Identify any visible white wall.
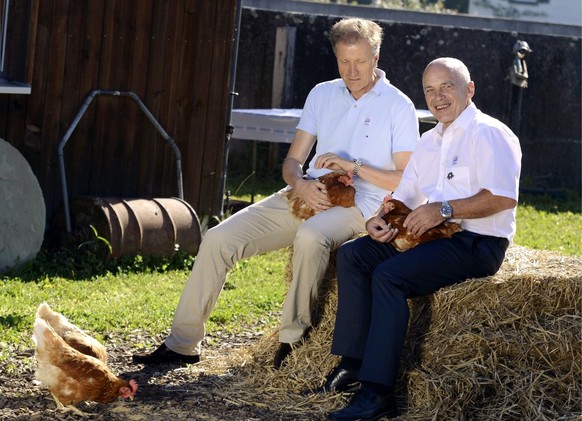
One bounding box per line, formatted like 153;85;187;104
469;0;582;26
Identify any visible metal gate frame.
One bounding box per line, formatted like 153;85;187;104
57;89;184;233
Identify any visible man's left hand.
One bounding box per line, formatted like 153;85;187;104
403;202;443;236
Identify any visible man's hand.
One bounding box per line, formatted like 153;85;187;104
366;215;399;243
403;202;443;236
314;152;351;172
294;178;332;212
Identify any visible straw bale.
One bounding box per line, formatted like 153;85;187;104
224;245;581;420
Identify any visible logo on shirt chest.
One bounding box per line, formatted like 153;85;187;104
362;116;373;139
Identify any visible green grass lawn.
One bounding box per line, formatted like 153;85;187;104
1;177;580;364
514;191;581;256
0;247;289;363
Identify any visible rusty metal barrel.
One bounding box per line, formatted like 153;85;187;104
63;197;201;258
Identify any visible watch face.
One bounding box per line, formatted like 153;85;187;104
440;202;452;218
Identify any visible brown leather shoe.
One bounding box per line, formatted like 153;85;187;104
132;343;200;365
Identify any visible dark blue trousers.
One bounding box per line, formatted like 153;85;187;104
331;230;509;387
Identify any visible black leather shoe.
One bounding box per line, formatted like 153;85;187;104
132;343;200;365
273;343;294;369
327;387;398;420
302;366;361;395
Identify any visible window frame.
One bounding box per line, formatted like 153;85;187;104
0;0;34;95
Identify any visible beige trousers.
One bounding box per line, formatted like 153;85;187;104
164;189;365;355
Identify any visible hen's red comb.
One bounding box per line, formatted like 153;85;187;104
129;379;138;393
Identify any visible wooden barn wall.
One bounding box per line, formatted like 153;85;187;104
0;0;237;225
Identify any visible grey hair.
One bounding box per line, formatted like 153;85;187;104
329;18;383;57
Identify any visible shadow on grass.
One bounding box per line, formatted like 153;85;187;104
3;244;195;283
519;189;581;213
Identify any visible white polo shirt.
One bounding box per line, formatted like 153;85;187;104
394;103;522;241
297;68;419;219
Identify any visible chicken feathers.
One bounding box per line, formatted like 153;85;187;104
285;171;356;220
35;302;108;363
382;198;462;252
32;306;137;415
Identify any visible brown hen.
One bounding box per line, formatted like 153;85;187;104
382;198;462;252
32;313;137;416
35;302;108;363
285;171;356;220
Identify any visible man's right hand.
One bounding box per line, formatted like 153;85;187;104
366;215;399;243
294;178;332;213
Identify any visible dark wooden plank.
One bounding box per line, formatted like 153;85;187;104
72;0;106;200
155;0;184;199
127;0;155;197
181;0;237;215
92;0;127;197
205;0;238;215
140;0;170;196
39;0;71;214
22;0;53;210
25;0;40;85
181;0;212;214
174;1;202;203
60;0;94;201
113;0;141;197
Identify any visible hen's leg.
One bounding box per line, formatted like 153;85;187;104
50;392;92;417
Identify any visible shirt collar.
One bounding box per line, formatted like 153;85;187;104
341;68;388;98
371;68;389;96
434;102;478;136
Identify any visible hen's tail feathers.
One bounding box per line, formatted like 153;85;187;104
35;302;108;363
36;302;77;334
32;318;60;352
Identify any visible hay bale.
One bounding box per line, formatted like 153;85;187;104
226;245;581;420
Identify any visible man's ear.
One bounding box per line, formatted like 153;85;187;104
467;81;476;100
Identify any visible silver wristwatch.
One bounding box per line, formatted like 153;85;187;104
352;159;363;177
440;201;453;220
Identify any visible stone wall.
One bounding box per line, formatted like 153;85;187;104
234;0;581;193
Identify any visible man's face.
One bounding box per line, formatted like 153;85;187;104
335;39;378;100
422;63;474;129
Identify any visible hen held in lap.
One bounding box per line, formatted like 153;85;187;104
382;198;462;252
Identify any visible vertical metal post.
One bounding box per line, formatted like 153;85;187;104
217;0;243;218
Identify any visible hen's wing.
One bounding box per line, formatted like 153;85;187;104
36;302;108;363
32;318;132;408
321;172;355;208
284;188;316;220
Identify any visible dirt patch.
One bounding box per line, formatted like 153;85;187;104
0;330;320;421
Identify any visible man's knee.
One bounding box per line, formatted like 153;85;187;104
294;224;328;250
201;223;231;249
337;236;365;267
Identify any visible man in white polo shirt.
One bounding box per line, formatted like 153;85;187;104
133;17;419;369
